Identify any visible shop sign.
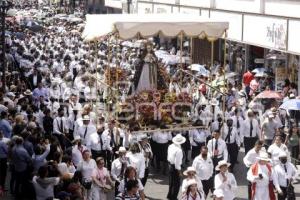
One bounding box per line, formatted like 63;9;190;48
275;66;287;91
243;15;287;51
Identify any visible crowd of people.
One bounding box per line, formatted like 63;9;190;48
0;2;299;200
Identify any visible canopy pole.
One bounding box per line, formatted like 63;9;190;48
223;34;227;118
180;32;184;87
210;40;214;99
190;37;193;64
95;40;99;127
115;33;119;122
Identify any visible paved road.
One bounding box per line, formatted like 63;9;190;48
3;150;300;200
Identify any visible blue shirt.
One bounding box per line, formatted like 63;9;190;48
0;139;8;159
12;145;32;172
0;119;12;138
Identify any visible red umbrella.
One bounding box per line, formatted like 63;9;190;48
254;90;283;99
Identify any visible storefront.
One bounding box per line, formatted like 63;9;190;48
136;1;300;93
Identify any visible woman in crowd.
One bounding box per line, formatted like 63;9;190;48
116;179;141;200
181;166;204;195
286;123;300;165
77;150;97;199
91;157;114;200
118;166;145;200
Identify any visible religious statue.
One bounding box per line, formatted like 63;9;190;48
130;41;167;94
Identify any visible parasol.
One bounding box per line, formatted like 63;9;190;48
188;64;208;76
252;68;266;74
154;50;169;59
254;90;283;99
279;99;300;111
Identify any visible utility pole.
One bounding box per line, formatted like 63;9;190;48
0;0;12;92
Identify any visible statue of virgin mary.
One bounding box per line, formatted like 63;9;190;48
130;42;167;94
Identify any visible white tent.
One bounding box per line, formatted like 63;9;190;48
82;14;229;41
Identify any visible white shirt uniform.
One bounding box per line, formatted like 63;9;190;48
192;155;214;180
53;116;69;135
101;128;122;151
231;115;244;134
77;159;97;180
77;124;97;146
273;162;298;191
243;148;266;168
126;152;145;179
210;121;224;134
167;144;183;170
88;132;103;151
189;129;208;146
240;118;261;142
207;138;228;161
72;144;87;167
152;131;172;144
247;164;272;200
267;143;290;166
214;172;237;200
222;125;241;146
111;157;129;182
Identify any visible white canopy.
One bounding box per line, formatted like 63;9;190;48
82;14;229;41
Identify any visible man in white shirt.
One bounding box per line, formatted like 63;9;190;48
189;120;208;159
76;115;96;147
207;130;228;171
243;140;265;199
167;134;185;200
222;118;240;171
192;146;214;197
273;151;298;200
262;114;281;148
241;110;261;154
53;107;69;150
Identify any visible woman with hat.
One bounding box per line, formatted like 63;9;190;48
167;134;186;200
181;179;205;200
214;160;237;200
247;152;275;200
181;166;204;195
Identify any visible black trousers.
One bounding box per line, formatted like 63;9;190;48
191;142;205;159
167;164;180;200
244;137;258;154
91;149;105;160
0;158;7;188
226;143;239;170
14;170;27;199
141;168;149;186
277;186;287;200
201;178;213;197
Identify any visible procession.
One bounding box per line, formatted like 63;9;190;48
0;1;300;200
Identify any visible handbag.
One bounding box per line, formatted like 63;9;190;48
82;179;92;190
287;184;296;200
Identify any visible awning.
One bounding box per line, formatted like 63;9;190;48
82;14;229;41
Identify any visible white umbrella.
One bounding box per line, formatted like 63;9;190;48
252;68;266;74
162;55;181;65
155;50;169;59
121;41;133;47
189;64;207;75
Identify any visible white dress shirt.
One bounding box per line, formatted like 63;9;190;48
214;172;237;200
77;124;97;146
273;162;298;190
53;116;69;135
222;125;241;146
88;132;103;151
189;129;208;146
111;157;129;182
243;148;266;168
167;143;183;170
240;118;261;141
101;128;122;151
267;143;290;166
72;144;87;167
192;155;214;180
152;131;172;144
126;152;146;179
207;138;228;161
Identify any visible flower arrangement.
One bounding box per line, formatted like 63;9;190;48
105;67;128;86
